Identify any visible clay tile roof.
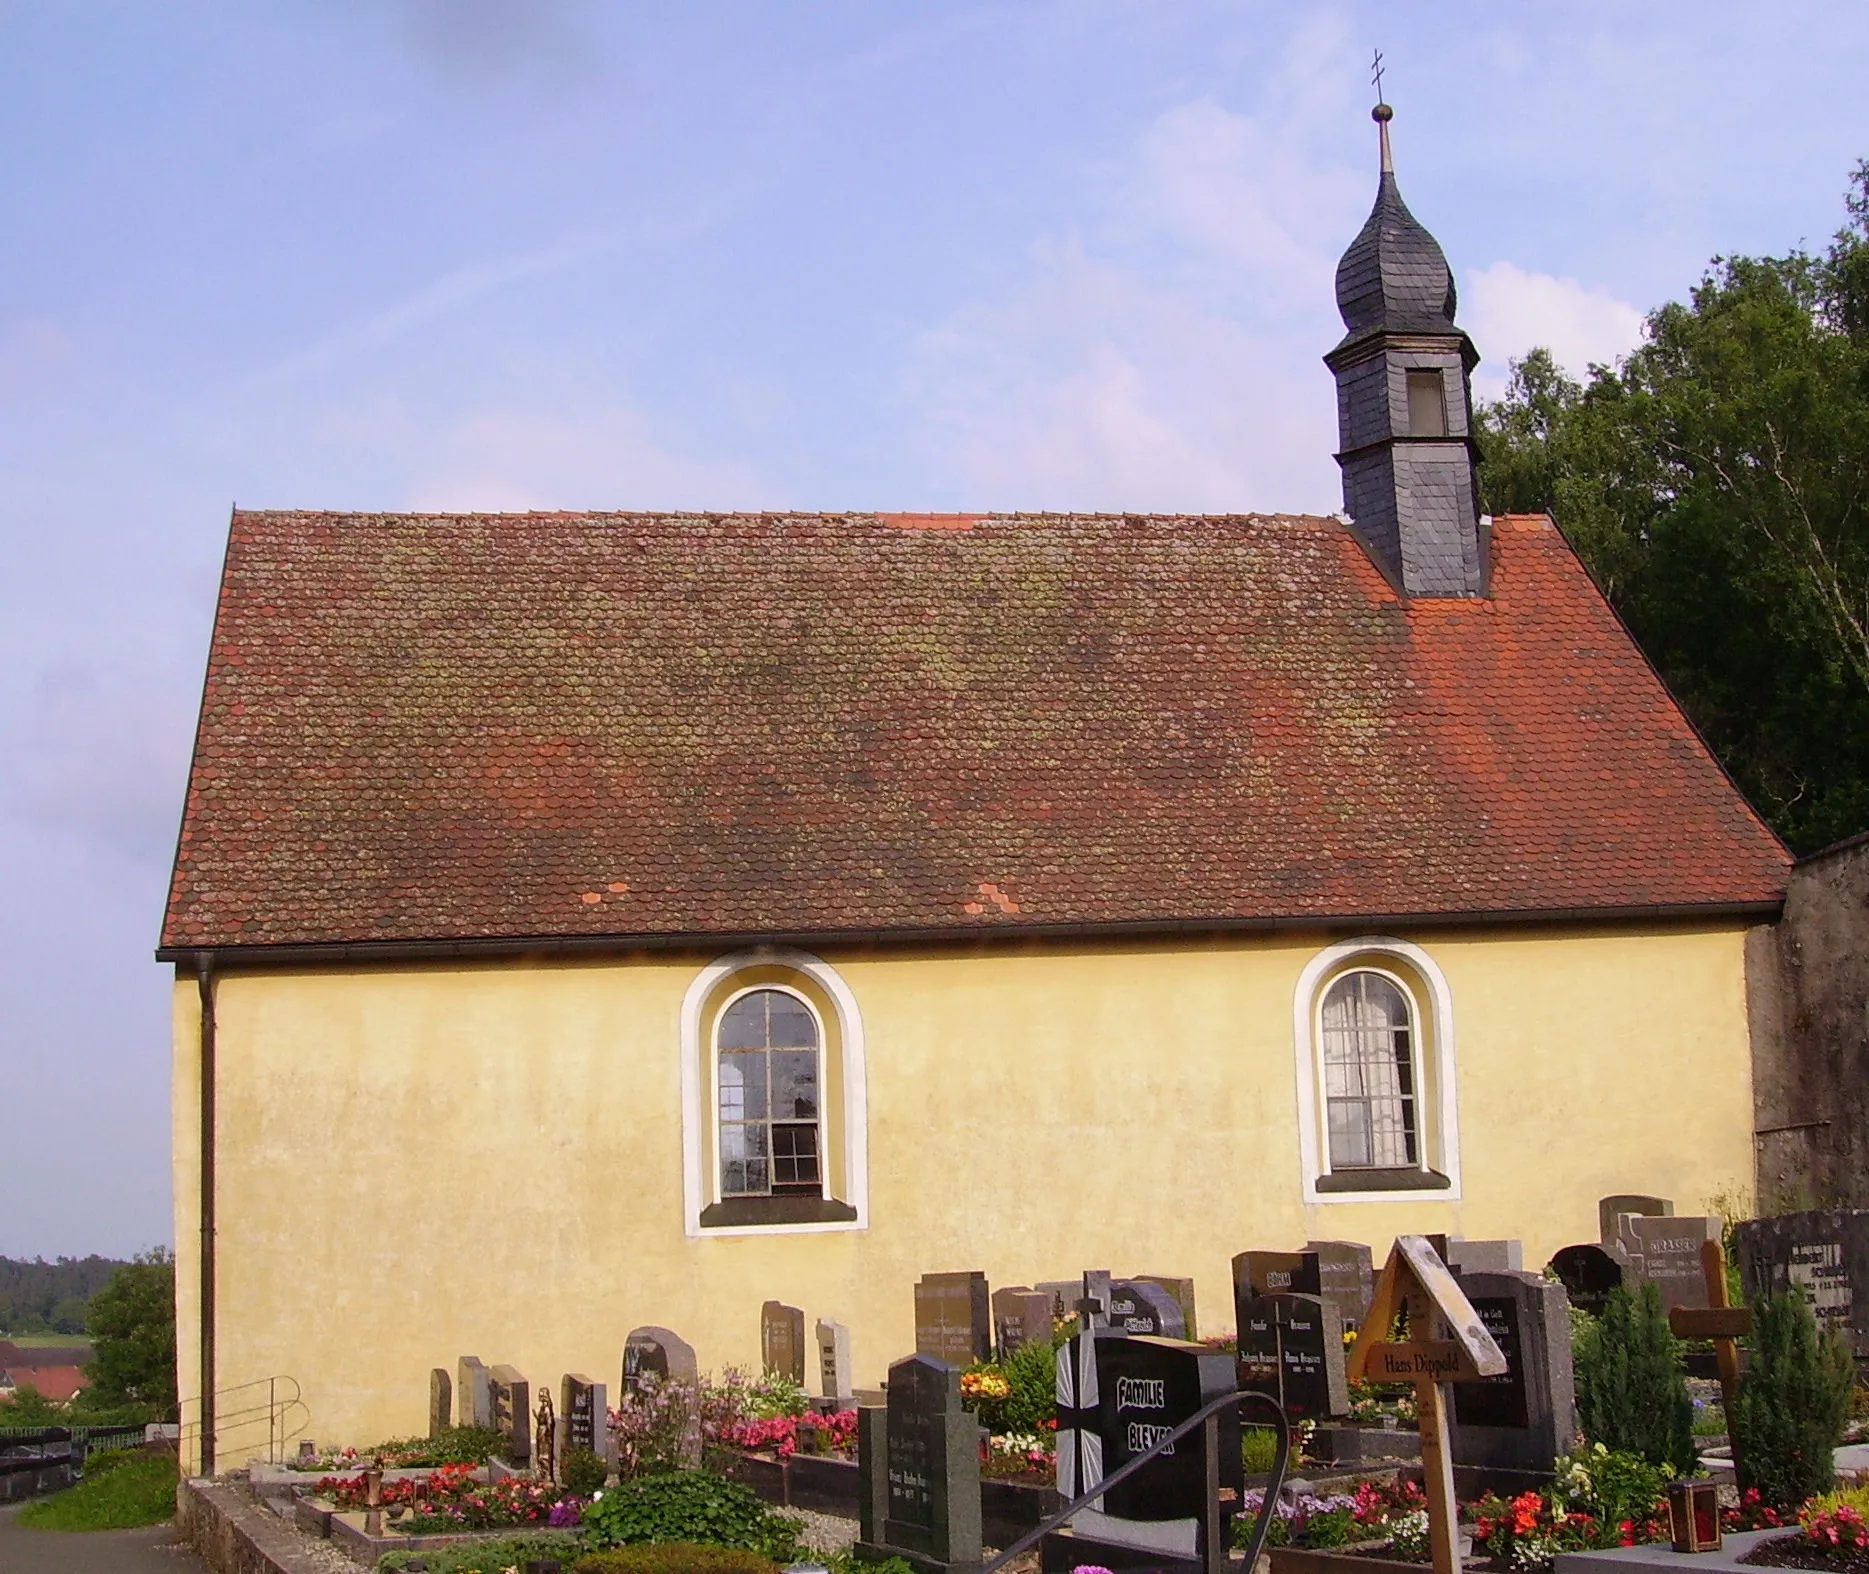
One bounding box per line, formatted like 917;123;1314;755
159;509;1789;952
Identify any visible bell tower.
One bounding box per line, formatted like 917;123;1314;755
1325;101;1486;597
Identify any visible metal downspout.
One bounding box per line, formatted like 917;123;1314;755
196;953;216;1476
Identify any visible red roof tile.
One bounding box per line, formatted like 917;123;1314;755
160;509;1789;951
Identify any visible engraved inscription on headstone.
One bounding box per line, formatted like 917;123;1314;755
1234;1250;1322;1300
992;1287;1054;1356
1304;1241;1375;1333
817;1318;853;1403
1736;1210;1869;1360
1235;1291;1348;1421
1449;1270;1575;1474
762;1301;807;1384
623;1325;698;1397
914;1272;991;1366
1107;1279;1187;1339
1135;1275;1199;1341
858;1353;982;1573
488;1364;531;1463
1549;1244;1622;1318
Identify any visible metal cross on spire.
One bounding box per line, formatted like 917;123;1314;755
1369;48;1394;173
1371;49;1385;105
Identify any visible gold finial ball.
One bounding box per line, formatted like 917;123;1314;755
1372;103;1393;123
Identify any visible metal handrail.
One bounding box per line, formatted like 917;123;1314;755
174;1375;309;1468
980;1389;1292;1574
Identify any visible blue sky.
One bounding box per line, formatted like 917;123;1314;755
3;0;1866;1258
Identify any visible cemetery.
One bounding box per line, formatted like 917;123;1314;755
157;1205;1869;1574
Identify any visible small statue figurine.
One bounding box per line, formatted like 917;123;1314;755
535;1387;557;1485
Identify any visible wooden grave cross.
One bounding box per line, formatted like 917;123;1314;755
1348;1236;1509;1574
1665;1237;1749;1482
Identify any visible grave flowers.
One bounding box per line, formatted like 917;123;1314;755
1799;1488;1869;1551
726;1408;859;1458
315;1461;570;1532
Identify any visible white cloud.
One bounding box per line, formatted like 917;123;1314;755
1464;261;1646;399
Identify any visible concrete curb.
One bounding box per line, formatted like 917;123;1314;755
177;1478;349;1573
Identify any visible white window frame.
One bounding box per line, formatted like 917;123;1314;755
711;982;827;1201
1292;937;1461;1204
681;947;869;1237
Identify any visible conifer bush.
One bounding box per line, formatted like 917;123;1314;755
1574;1282;1694;1472
1731;1291;1856;1509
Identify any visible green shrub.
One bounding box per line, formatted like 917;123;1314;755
1241;1426;1279;1476
1575;1283;1694;1472
564;1444;610;1495
360;1425;503;1467
1559;1442;1670;1533
998;1339;1059;1436
376;1531;585;1572
744;1372;807;1419
580;1470;800;1560
1731;1290;1856;1508
572;1544;780;1574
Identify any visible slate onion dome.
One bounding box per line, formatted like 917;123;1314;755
1332;102;1471;361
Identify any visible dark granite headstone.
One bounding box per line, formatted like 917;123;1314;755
1233;1250;1321;1300
762;1301;807;1384
1549;1244;1623;1317
1052;1331;1239;1561
429;1368;452;1438
623;1325;698;1395
1135;1276;1199;1341
858;1353;982;1574
1449;1269;1575;1473
457;1356;491;1429
915;1272;990;1365
559;1372;608;1474
489;1364;531;1462
1736;1210;1869;1360
1235;1292;1347;1422
1033;1281;1079;1320
1304;1242;1375;1333
993;1288;1055;1356
1108;1280;1187;1339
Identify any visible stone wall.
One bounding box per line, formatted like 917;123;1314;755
1748;832;1869;1211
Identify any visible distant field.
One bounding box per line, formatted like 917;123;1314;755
2;1334;93;1351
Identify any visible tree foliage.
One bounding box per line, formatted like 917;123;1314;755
83;1249;176;1414
1730;1290;1856;1508
1574;1282;1695;1473
1476;161;1869;853
0;1255;126;1334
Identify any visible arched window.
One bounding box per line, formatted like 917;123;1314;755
718;988;822;1198
1320;970;1418;1170
681;948;867;1234
1291;938;1459;1200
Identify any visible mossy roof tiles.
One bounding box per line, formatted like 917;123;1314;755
160;508;1790;950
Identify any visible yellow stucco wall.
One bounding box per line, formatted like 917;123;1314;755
171;923;1756;1462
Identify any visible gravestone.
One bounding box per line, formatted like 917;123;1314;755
1735;1210;1869;1360
1136;1275;1200;1341
1033;1280;1079;1320
1049;1331;1240;1569
1599;1194;1673;1245
914;1272;991;1365
1234;1249;1321;1300
623;1325;698;1396
1080;1269;1114;1330
1305;1241;1376;1332
856;1353;982;1574
992;1288;1054;1356
1447;1239;1524;1274
1108;1279;1188;1339
457;1356;492;1429
817;1318;854;1403
1448;1270;1575;1473
428;1368;452;1438
1614;1215;1724;1310
1235;1292;1348;1422
559;1373;608;1475
1548;1244;1623;1317
762;1301;807;1384
488;1364;531;1463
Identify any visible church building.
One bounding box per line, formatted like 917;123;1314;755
161;108;1789;1463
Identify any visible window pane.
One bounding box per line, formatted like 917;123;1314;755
767;994;817;1048
772;1050;818;1119
773;1123;821;1186
1321;970;1419;1171
721;1051;767;1120
719;994;767;1050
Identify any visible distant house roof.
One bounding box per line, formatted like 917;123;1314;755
0;1344;91;1371
160;508;1789;955
0;1364;86;1404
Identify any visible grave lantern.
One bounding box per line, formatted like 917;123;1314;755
1667;1479;1722;1554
